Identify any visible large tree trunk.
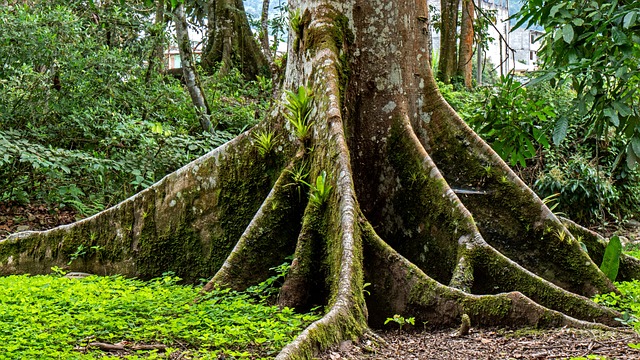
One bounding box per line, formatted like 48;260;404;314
202;0;269;79
1;0;637;358
438;0;460;84
457;0;474;89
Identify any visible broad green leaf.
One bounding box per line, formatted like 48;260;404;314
612;26;627;45
562;24;574;43
600;235;622;282
552;117;568;145
623;12;637;29
631;137;640;158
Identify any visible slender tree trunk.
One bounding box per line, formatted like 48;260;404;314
1;1;634;359
457;0;474;89
203;0;269;79
144;0;166;84
260;0;274;65
173;3;212;133
438;0;460;84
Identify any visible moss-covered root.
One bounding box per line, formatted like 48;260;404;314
472;244;621;326
0;132;285;281
362;222;615;330
275;164;368;359
415;91;615;297
277;203;324;309
560;217;640;281
203;158;306;292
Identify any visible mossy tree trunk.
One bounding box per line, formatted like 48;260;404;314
202;0;269;79
1;0;638;359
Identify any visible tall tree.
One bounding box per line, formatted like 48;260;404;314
2;0;637;359
202;0;269;78
457;0;475;88
173;3;212;133
438;0;460;83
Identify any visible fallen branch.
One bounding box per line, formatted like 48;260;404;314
86;342;167;352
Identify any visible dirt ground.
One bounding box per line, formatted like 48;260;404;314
318;327;640;360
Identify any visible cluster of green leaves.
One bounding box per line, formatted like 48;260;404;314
384;314;415;331
467;76;554;167
593;279;640;330
0;272;319;359
0;2;269;214
284;85;314;140
515;0;640;167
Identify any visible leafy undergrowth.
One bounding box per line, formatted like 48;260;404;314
0;272;320;359
593;280;640;332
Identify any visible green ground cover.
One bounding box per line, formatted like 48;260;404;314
0;272;320;359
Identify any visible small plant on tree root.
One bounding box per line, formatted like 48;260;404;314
308;170;332;206
253;129;277;156
284;85;314;140
285;162;310;202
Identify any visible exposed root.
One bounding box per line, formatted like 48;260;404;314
277;203;326;309
414;91;616;297
560;217;640;281
362;221;617;330
471;244;621;326
204;156;306;292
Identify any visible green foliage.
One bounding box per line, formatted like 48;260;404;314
384;314;415;330
245;259;292;301
467;76;553;167
445;73;640;225
593;280;640;329
535;155;620;223
600;236;623;282
285;162;310;202
284;85;315;140
0;2;268;213
309;170;332;206
253;129;277;156
515;0;640;167
0;272;320;359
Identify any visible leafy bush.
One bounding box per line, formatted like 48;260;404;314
467;76;553;167
0;2;269;215
535;155;619;223
593;280;640;330
446;74;640;225
0;272;320;359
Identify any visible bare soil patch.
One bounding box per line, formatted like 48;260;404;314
0;202;77;240
319;327;640;360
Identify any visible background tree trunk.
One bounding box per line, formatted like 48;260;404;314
438;0;460;84
144;0;166;84
173;3;212;133
0;1;633;359
202;0;269;79
457;0;474;89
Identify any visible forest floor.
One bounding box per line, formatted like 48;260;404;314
3;202;640;359
319;327;640;360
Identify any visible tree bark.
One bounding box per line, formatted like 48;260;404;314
0;0;631;359
438;0;460;84
260;0;274;66
457;0;474;89
144;0;166;84
202;0;269;79
173;3;213;133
